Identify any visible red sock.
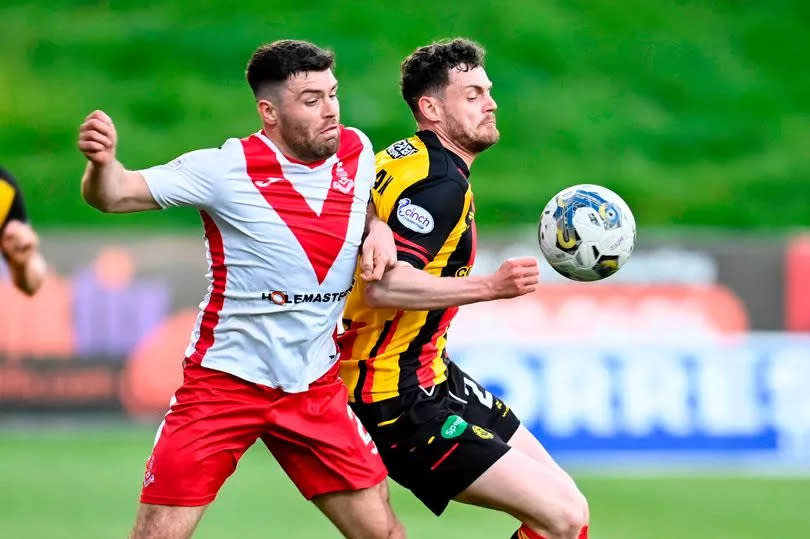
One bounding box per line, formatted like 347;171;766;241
510;523;589;539
510;524;548;539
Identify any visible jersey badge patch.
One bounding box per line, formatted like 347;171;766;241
332;161;354;194
471;425;495;440
440;415;468;439
385;140;419;159
396;198;434;233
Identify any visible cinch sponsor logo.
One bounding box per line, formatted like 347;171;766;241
396;198;434;233
440;414;468;439
261;283;354;305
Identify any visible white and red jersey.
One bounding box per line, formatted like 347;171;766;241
140;127;373;392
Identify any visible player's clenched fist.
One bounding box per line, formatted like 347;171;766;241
78;110;117;164
489;256;539;299
1;220;38;267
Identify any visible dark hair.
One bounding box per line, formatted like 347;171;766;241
400;38;486;115
246;40;335;98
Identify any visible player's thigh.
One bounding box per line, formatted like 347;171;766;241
455;448;588;536
508;424;589;521
140;362;268;506
131;503;208;539
508;424;569;476
312;478;404;539
261;363;387;500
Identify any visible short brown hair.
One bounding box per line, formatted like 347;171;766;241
400;38;486;115
246;40;335;98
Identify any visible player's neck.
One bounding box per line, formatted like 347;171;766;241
422;125;477;168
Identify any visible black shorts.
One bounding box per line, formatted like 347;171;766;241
350;361;521;515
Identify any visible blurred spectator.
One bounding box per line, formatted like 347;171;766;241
72;247;171;360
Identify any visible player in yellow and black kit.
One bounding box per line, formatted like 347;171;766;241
0;166;46;295
339;40;590;539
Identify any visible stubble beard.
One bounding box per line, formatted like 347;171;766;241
446;114;500;155
279;114;340;162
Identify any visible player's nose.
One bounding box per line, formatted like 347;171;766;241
484;95;498;113
323;97;339;118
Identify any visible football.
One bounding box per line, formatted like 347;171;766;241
538;184;636;281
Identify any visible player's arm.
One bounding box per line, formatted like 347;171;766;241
0;168;46;295
365;258;538;310
1;220;46;296
78;110;159;213
364;178;539;309
359;202;397;282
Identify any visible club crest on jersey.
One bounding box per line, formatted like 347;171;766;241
143;455;156;488
471;425;494;440
332;161;354;194
396;198;434;233
385;140;419;159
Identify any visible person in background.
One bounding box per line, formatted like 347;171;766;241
0;165;46;296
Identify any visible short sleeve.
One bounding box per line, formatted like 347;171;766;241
0;166;28;228
387;179;466;269
139;147;224;209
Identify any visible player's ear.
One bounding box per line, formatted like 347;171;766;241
257;99;279;126
417;95;442;123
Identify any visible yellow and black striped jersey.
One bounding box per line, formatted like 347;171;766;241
0;166;28;229
339;130;476;403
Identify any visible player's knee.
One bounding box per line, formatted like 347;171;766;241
386;516;406;539
359;512;404;539
525;486;588;539
549;491;589;538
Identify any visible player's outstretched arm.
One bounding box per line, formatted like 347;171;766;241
1;220;46;295
359;202;397;282
78;110;159;213
365;256;539;310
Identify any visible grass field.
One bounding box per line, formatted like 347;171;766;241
1;425;808;538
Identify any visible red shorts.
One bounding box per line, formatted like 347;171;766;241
139;360;386;506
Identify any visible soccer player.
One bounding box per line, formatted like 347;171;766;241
0;166;46;295
339;39;589;539
77;40;404;539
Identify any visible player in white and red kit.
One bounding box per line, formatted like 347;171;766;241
77;40;404;539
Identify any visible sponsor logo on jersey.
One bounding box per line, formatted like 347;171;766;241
396;198;434;233
261;282;354;305
255;177;285;188
440;415;468;439
385;140;419;159
471;425;495;440
261;290;289;305
455;265;471;277
332;161;354;194
166;156;187;169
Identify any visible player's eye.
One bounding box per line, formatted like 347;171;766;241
305;99;318;106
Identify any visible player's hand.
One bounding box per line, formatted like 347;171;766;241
360;218;397;282
1;220;39;267
78;110;117;165
489;256;539;299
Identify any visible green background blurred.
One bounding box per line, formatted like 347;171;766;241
2;0;809;230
